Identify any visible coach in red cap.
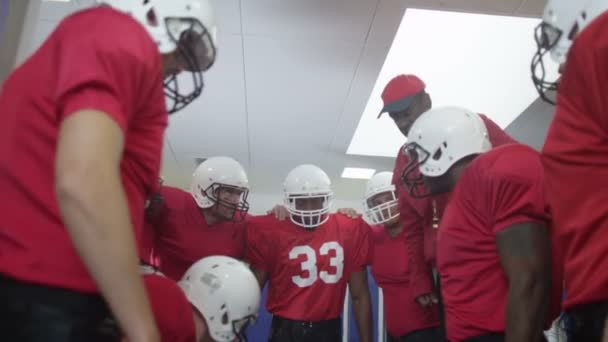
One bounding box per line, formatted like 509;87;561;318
379;74;517;335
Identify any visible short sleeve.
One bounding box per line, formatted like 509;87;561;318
143;275;197;342
54;10;158;133
245;219;271;272
488;153;550;234
479;114;517;147
351;219;373;272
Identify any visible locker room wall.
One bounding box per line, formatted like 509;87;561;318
245;268;384;342
0;0;8;45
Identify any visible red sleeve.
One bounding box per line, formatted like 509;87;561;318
143;275;197;342
393;146;434;298
54;11;159;132
487;153;549;235
479;114;518;147
352;219;373;272
245;218;272;272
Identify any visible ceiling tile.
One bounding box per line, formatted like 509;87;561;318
241;0;378;44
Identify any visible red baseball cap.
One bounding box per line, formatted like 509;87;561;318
378;74;426;118
144;274;197;342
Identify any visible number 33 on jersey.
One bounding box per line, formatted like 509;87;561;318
246;214;372;321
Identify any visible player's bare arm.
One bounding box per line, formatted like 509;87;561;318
496;222;550;342
348;270;373;342
56;110;159;342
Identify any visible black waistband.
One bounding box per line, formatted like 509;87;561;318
463;333;504;342
0;273;106;311
272;315;341;329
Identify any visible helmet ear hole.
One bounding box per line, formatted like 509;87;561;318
146;8;159;27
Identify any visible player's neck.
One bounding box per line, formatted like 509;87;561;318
384;223;403;238
201;208;220;226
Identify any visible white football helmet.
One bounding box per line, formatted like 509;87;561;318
178;256;260;342
363;172;399;226
191;157;250;221
283;164;333;229
531;0;608;104
402;107;490;196
98;0;218;113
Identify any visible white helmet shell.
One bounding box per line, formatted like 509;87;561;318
178;256;261;342
283;164;333;229
363;172;399;226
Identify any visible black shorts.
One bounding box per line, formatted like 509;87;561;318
566;301;608;342
0;274;119;342
268;315;341;342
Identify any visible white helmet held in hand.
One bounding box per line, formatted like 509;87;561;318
283;164;333;229
363;172;399;226
178;256;261;342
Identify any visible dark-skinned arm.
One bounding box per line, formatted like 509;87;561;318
496;222;550;342
348;270;373;342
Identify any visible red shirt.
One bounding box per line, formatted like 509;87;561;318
437;144;559;342
144;275;196;342
0;6;166;292
392;114;516;298
145;186;248;281
542;12;608;309
370;226;439;337
246;214;372;321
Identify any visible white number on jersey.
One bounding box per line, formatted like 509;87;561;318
288;242;344;287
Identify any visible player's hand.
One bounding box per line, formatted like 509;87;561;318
337;208;360;218
267;204;290;221
416;293;438;308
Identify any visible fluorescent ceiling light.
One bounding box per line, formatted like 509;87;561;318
43;0;71;2
347;9;559;157
341;167;376;180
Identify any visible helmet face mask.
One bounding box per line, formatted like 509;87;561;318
401;107;491;198
283;165;333;229
531;21;563;105
98;0;218;114
163;16;217;113
531;0;608;105
203;183;250;222
363;172;399;226
191;157;250;222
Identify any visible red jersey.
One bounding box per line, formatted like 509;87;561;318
0;6;166;292
437;144;560;342
392;114;516;298
370;226;439;337
246;214;372;321
542;12;608;309
144;275;196;342
144;186;248;281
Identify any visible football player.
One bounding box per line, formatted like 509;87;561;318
363;172;441;342
114;256;260;342
141;156;251;280
246;164;373;342
378;75;516;322
403;107;561;342
0;1;217;341
531;1;608;341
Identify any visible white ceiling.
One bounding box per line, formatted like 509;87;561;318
21;0;546;208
